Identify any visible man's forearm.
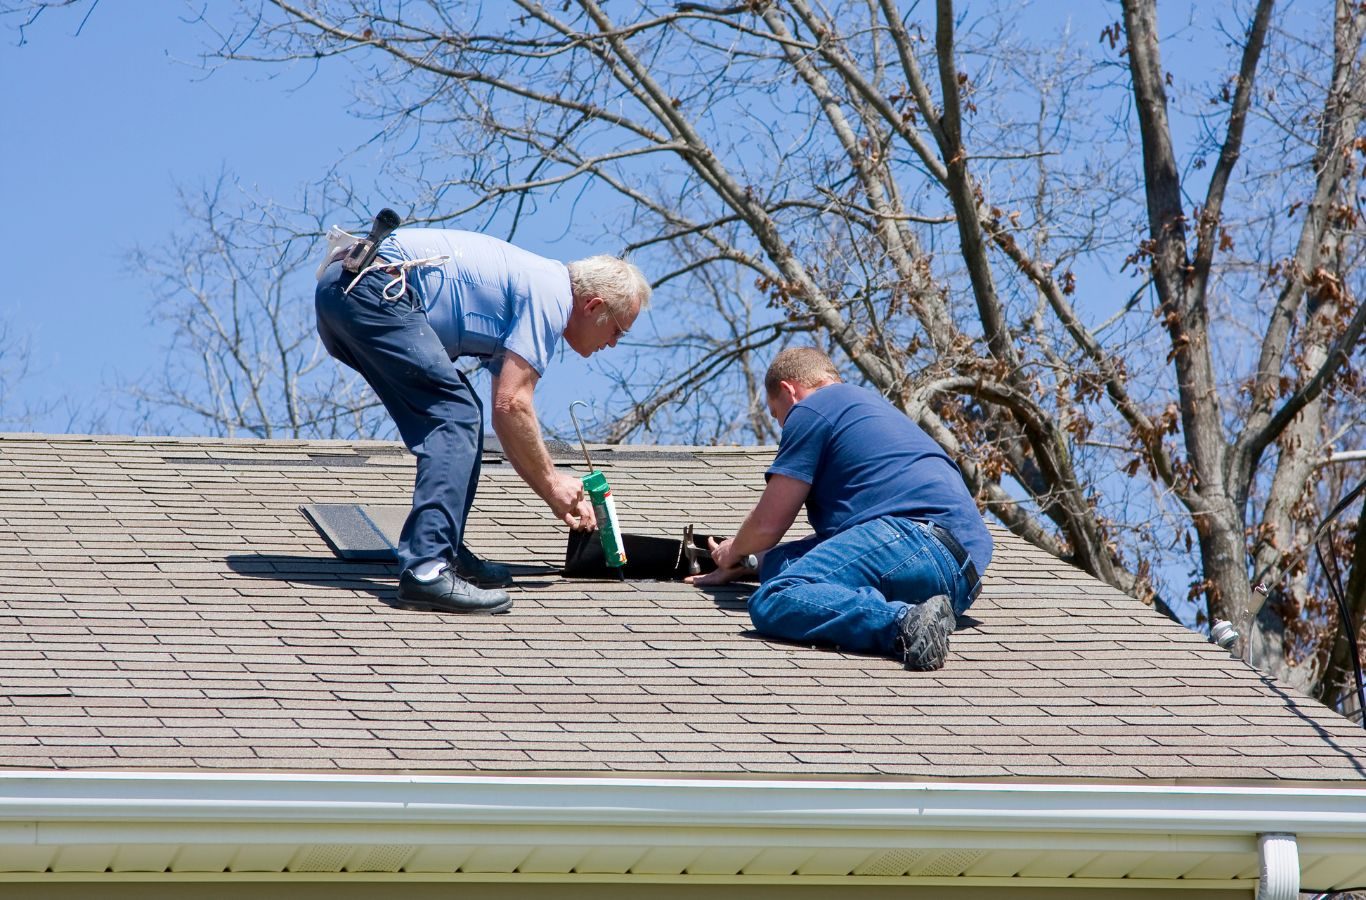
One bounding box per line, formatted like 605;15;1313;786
708;516;784;574
729;513;788;559
713;474;810;570
491;401;559;502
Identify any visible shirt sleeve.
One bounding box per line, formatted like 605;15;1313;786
500;267;570;376
766;406;830;485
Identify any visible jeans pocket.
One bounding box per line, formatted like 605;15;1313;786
882;524;953;604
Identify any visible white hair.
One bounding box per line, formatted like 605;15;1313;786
567;255;652;320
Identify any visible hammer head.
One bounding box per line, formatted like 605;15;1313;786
682;524;702;576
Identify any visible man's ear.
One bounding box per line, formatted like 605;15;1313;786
582;295;605;314
779;380;800;403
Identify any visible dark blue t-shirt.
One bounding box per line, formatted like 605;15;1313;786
768;383;993;572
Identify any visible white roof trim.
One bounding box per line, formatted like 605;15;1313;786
4;771;1366;833
3;772;1365;886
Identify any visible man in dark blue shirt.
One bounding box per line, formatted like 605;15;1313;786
689;348;992;670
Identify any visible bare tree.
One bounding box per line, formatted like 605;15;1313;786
0;314;40;430
595;234;813;445
130;174;394;440
0;0;95;44
1122;0;1365;672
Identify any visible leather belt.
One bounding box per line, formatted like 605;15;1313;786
925;521;982;602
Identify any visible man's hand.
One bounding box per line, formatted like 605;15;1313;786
684;536;755;587
708;535;737;570
549;472;596;530
685;567;738;587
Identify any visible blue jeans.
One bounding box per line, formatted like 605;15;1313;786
315;262;483;573
748;517;977;657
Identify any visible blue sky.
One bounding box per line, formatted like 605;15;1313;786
0;1;611;434
1;2;364;430
0;1;1220;445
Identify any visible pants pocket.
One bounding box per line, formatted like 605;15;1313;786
881;536;952;604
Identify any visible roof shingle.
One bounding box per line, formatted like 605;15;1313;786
2;432;1364;783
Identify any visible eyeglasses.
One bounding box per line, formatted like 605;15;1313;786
606;307;630;340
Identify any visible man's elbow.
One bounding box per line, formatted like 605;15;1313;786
750;513;797;547
491;393;534;426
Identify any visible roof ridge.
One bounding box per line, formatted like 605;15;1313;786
0;432;777;454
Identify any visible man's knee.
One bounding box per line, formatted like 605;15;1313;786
747;582;784;635
747;577;809;636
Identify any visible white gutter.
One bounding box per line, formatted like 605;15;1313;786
1;771;1364;835
7;773;1366;889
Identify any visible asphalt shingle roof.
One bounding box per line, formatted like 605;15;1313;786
2;433;1365;782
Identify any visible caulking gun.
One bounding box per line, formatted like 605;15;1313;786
569;401;627;578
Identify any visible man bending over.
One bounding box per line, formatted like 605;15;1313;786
317;227;650;616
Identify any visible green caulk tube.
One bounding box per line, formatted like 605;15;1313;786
569;401;627;577
582;470;627;570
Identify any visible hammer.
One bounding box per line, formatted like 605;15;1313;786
342;208;403;292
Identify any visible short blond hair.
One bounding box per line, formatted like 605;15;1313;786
567;255;652;321
765;347;841;395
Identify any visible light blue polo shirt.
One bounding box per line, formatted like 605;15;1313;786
377;229;573;375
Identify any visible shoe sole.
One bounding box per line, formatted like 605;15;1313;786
458;574;515;589
394;596;514;615
902;595;954;671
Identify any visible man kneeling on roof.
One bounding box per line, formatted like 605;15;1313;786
317;227;650;616
687;347;992;671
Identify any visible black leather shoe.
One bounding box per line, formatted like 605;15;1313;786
898;594;955;671
397;567;512;615
455;543;513;588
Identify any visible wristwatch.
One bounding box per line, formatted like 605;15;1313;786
743;553;758;571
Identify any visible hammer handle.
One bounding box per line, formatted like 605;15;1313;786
341;208;403;275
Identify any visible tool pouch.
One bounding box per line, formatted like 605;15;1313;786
316;225;362;280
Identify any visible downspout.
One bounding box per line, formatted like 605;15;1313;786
1258;833;1299;900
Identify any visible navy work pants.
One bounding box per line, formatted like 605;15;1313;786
315;262;482;573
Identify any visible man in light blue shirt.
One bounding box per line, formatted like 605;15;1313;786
316;228;650;616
